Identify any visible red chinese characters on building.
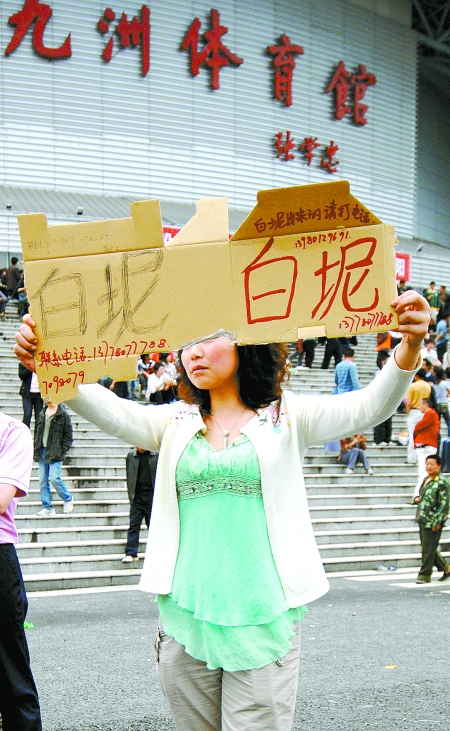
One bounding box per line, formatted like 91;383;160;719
320;140;339;173
4;0;71;59
300;136;320;166
181;8;243;90
97;5;150;77
267;34;304;107
311;237;379;320
275;132;339;173
326;61;376;125
275;131;295;161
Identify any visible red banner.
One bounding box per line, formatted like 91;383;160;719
395;252;410;282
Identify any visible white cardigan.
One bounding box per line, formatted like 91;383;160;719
70;353;417;606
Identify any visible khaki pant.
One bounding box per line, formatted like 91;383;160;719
155;622;301;731
418;524;449;580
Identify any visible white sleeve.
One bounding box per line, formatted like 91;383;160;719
69;383;172;450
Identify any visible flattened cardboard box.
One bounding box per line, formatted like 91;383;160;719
19;180;398;402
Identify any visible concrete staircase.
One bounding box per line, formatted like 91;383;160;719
1;304;448;591
290;340;449;572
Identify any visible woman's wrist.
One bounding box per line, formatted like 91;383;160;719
393;339;422;372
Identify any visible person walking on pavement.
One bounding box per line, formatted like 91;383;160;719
34;400;74;517
0;410;42;730
414;454;450;584
122;447;159;563
413;398;440;499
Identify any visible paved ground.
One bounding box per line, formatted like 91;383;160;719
25;570;450;731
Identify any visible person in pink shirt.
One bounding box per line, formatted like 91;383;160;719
0;411;42;730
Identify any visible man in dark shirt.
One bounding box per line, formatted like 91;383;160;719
6;257;21;299
122;447;158;563
414;454;450;584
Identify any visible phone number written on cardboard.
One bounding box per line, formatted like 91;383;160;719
294;230;350;249
38;338;169;370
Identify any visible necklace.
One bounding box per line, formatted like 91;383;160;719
211;406;247;449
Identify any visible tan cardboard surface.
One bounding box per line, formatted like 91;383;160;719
19;181;398;402
232;180;381;240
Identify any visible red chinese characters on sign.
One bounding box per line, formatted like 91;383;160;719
97;5;150;77
243;237;298;324
326;61;377;125
181;8;243;90
4;0;71;59
311;237;379;320
267;34;304;107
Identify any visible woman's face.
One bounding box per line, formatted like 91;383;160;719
181;336;239;391
155;365;165;377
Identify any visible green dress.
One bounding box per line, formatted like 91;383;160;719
157;432;307;671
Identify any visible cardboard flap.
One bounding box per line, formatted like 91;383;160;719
19;199;163;261
168;197;229;246
297;325;326;339
231;180;381;241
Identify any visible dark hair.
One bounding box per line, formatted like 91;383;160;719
423;359;432;368
376;349;390;369
344;348;355;358
177;343;289;416
11;257;18;265
426;453;441;465
416;368;426;379
422;397;433;408
154;361;165;372
434;366;444;382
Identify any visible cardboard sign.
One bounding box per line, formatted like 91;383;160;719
19;180;398;402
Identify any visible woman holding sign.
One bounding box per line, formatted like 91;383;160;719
15;290;429;731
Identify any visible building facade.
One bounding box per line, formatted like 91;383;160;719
0;0;448;289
